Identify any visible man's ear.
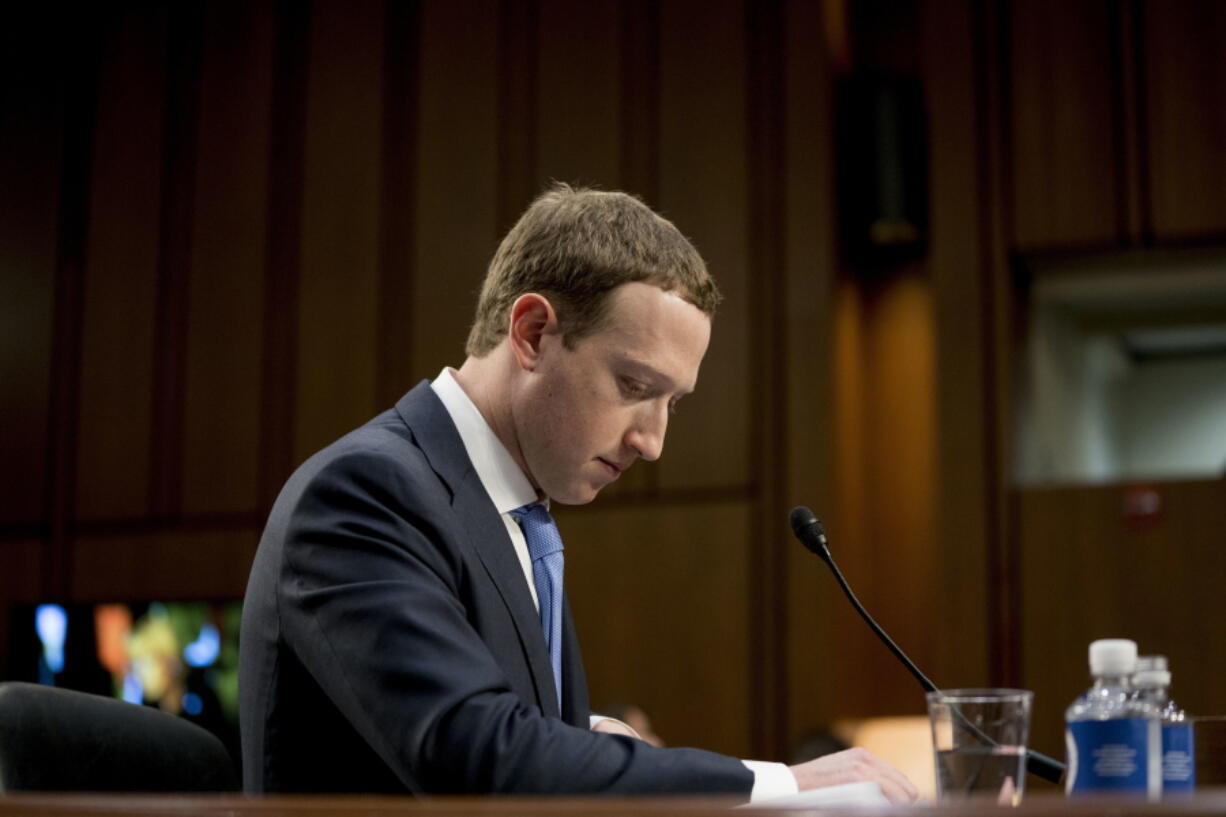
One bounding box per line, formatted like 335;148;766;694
507;293;560;371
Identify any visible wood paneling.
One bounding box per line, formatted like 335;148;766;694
558;501;752;757
410;0;500;378
781;0;840;754
1020;479;1226;761
1143;0;1226;239
0;541;46;604
618;0;660;202
0;10;63;527
536;0;621;190
496;0;539;233
375;0;421;408
69;524;261;601
75;8;167;521
655;0;750;492
830;273;939;719
147;3;204;518
745;0;788;760
924;0;991;690
1010;0;1118;251
293;0;385;461
181;1;274;517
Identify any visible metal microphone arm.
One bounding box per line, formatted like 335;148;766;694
789;507;1066;785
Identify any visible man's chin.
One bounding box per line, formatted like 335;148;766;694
546;481;604;506
550;491;600;507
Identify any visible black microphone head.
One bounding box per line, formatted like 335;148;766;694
789;506;830;560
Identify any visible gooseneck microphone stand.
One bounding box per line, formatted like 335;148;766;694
789;506;1066;785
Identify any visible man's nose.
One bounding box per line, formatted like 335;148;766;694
626;404;667;462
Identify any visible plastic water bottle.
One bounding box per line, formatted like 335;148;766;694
1134;655;1195;794
1065;639;1160;799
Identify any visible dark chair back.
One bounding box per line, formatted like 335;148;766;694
0;681;238;792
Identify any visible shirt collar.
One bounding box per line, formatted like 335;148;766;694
430;368;541;514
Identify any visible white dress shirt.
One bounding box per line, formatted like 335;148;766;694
429;368;797;801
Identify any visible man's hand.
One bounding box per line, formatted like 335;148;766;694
789;747;920;805
591;717;642;740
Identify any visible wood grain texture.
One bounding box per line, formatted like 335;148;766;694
182;2;274;517
75;7;167;521
375;0;421;409
69;524;260;601
0;9;63;527
536;0;621;190
1143;0;1226;239
1009;0;1118;251
293;0;385;462
923;0;991;690
410;0;500;379
781;0;842;755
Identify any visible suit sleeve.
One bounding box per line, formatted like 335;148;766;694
276;448;753;796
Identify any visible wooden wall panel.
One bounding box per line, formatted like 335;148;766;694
1009;0;1118;250
923;0;991;690
375;0;421;408
535;0;621;190
655;0;751;492
781;0;841;752
0;17;62;527
75;8;167;521
1020;480;1226;761
70;525;261;601
558;501;752;758
1144;0;1226;239
293;0;385;460
410;1;500;380
830;274;939;719
182;1;274;516
0;541;46;604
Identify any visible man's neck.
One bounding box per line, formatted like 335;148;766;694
452;351;529;479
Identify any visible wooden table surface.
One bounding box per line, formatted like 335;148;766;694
4;792;1226;817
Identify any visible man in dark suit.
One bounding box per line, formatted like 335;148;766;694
240;185;917;802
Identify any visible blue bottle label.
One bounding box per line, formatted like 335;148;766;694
1066;718;1153;795
1162;722;1195;792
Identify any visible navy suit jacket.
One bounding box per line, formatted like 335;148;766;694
239;381;754;795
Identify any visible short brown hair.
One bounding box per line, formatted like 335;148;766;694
465;183;721;357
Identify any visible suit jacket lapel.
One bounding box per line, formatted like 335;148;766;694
395;383;560;718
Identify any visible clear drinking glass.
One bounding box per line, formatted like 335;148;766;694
927;688;1033;806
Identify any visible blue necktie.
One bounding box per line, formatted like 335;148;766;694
511;503;565;711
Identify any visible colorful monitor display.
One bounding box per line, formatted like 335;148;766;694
6;601;242;766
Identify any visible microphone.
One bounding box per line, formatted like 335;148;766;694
789;506;1066;785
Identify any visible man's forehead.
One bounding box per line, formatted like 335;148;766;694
593;285;711;389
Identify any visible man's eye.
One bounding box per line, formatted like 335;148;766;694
619;378;649;399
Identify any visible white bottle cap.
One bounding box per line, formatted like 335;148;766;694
1089;638;1138;675
1133;669;1171;688
1136;655;1168;673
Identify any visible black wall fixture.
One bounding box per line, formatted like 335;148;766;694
835;71;929;266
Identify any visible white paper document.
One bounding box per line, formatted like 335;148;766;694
740;780;891;809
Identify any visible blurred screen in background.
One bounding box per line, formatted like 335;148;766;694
5;600;242;763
